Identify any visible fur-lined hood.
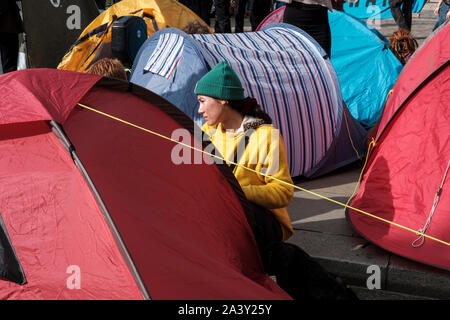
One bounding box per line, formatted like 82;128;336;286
236;116;267;133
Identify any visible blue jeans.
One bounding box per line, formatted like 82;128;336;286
275;1;286;9
433;1;450;31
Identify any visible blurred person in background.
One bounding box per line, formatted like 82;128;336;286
389;0;413;31
0;0;24;73
235;0;272;32
214;0;232;32
280;0;336;57
179;0;213;26
433;0;450;30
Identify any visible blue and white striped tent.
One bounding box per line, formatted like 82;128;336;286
131;23;367;178
131;28;208;127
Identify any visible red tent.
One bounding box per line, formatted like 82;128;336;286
0;69;291;299
347;24;450;270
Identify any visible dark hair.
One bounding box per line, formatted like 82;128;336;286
84;58;127;80
228;97;273;125
181;20;212;34
389;29;418;65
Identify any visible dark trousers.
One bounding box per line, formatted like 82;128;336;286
283;2;331;57
235;0;271;32
235;0;251;32
250;0;271;31
179;0;213;25
246;202;358;300
214;0;232;33
193;0;213;26
389;0;412;31
246;202;283;271
0;32;19;73
95;0;106;10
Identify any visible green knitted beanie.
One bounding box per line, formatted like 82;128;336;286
195;61;245;101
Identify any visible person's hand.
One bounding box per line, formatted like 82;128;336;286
434;5;440;16
446;9;450;20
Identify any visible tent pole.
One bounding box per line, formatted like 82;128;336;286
49;120;151;300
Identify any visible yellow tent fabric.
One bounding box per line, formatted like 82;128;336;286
58;0;211;72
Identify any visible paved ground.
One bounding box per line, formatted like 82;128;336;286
223;0;450;300
289;164;450;300
288;5;450;300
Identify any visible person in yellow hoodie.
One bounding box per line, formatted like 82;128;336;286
196;61;294;245
195;61;359;300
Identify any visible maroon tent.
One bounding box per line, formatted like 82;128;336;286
347;24;450;270
0;69;290;299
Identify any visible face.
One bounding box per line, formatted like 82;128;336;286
197;95;226;126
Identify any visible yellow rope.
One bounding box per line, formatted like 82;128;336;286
343;109;362;160
76;103;450;247
345;138;376;209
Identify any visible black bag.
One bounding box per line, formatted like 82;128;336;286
111;16;147;68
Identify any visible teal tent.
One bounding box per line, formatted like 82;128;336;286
329;10;403;126
257;8;403;126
